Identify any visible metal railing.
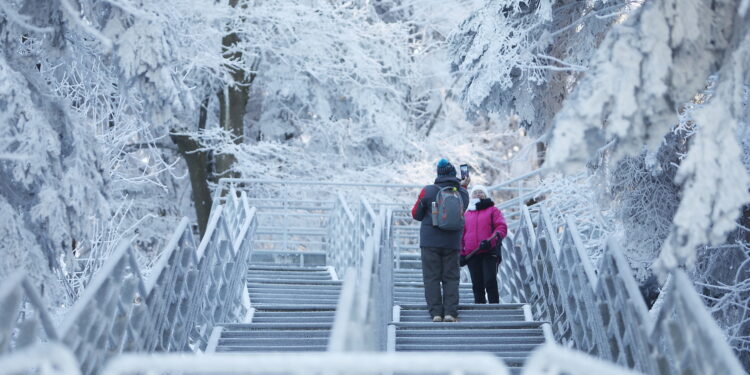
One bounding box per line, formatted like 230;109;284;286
0;189;258;375
101;352;510;375
95;345;650;375
3;174;745;374
216;179;421;268
328;197;392;351
499;203;746;374
488;168;547;228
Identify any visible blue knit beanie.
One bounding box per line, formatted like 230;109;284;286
436;158;456;177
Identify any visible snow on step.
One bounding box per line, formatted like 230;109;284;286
215;264;341;353
390;267;547;369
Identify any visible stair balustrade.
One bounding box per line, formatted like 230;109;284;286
0;189;257;375
2;175;746;374
499;203;745;374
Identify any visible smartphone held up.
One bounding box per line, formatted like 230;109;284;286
459;164;469;180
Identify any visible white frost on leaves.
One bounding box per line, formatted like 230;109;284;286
658;39;750;270
0;55;109;305
547;0;732;170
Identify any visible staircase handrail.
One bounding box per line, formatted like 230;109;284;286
101;352;509;375
0;191;259;375
326;192;357;276
328;197;391;351
500;203;745;374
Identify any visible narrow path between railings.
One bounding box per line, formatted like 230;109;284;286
388;210;550;373
212;263;341;352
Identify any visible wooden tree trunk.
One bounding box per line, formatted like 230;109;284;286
172;97;212;238
171;133;213;237
215;0;251;179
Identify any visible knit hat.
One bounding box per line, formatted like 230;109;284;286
436;158;456;177
470;185;489;197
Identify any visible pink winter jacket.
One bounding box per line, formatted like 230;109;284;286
461;204;508;256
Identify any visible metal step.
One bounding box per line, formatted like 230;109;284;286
250;296;338;307
219;337;329;346
251;310;335;317
248;304;338;311
250;292;340;300
216;263;340;353
250;316;334;324
396;343;537;353
398;314;526;323
396;336;545;345
221;330;331;339
248;272;333;279
396;328;544;338
398;303;526;310
391;321;543;329
248;286;341;293
248;265;330;272
216;345;327;352
246;279;341;286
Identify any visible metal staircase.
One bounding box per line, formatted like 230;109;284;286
213;264;341;352
390;260;548;368
1;176;746;375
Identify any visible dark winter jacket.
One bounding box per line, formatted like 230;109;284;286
411;176;470;250
461;199;507;256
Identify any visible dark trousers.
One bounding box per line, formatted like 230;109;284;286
420;247;460;317
466;252;499;304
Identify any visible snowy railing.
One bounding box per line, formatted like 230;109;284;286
489;168;547;226
328;198;392;351
217;179;420;267
0;190;258;375
247;198;333;266
0;343;82;375
500;203;745;374
327;193;358;276
94;345;648;375
100;352;510;375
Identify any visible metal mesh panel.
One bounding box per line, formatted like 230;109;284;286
499;203;745;374
0;193;258;375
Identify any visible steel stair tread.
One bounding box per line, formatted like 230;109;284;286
396;336;545;344
397;303;526;310
390;321;544;329
396;328;544;339
250;305;337;311
248;265;331;272
216;346;328;352
247;279;342;286
221;331;331;338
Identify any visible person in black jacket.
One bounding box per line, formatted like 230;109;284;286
411;159;470;322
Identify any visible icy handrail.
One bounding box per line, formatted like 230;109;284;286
499;203;745;374
0;343;81;375
0;191;258;375
328;198;391;351
100;352;509;375
522;344;642;375
326;193;358;276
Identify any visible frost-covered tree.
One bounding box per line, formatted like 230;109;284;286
201;0;524;186
449;0;637;135
546;0;750;270
451;0;750;366
0;0;253;302
0;0;112;305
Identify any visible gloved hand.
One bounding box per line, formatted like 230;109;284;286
459;255;467;267
479;239;491;251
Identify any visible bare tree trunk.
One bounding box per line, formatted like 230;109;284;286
172;97;212;237
215;0;252;179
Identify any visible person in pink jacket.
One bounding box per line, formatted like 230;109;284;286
461;185;507;304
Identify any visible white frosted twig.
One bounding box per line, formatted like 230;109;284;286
0;1;55;33
59;0;113;53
